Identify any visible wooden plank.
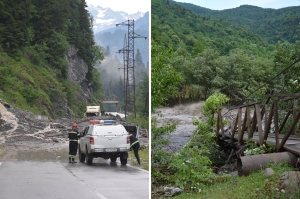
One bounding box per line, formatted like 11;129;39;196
255;103;263;145
264;93;300;98
241;107;248;139
229;102;258;110
216;110;220;144
278;110;300;151
292;99;298;135
232;112;239;140
279;109;291;133
219;112;225;139
237;108;243;143
249;105;258;139
273;100;279;151
261;90;273;118
246;106;251;139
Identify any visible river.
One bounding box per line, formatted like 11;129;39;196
154;102;206;152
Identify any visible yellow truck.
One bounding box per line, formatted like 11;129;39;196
85;106;101;117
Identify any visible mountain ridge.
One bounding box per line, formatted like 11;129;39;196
172;1;300;43
87;4;146;33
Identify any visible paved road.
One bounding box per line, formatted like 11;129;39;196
0;157;149;199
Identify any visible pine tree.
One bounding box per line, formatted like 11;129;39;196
135;49;145;68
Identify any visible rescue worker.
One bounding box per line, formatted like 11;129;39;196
68;123;80;163
129;132;140;165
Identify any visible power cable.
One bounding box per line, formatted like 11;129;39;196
247;57;300;98
223;57;300;116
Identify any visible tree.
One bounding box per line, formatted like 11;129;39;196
135;49;145;68
136;74;149;117
192;48;219;99
151;43;184;110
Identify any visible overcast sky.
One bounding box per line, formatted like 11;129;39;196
173;0;299;10
85;0;150;14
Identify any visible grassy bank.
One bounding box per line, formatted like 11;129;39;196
169;163;299;199
128;146;149;170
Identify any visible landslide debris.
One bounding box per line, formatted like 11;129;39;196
0;99;148;161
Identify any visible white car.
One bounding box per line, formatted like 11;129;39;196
78;120;130;165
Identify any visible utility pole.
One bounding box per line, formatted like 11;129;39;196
117;35;128;118
116;19;147;118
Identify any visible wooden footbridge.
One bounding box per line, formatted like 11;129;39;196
216;93;300;156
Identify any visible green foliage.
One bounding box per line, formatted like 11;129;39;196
168;145;215;189
151;117;176;159
171;162;298;199
190;93;228;165
177;3;300;44
128;146;149;170
20;86;39;105
152;0;274;58
152;0;277;104
151;42;184;110
125;114;149;130
191;119;216;144
0;0;104;118
244;139;275;156
136;74;149;117
202;92;229;117
272;41;300;94
200;92;229;128
151;92;229;190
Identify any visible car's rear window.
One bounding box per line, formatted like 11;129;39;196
93;125;127;135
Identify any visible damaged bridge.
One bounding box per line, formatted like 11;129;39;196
216;93;300;175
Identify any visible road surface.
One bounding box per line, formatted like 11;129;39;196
0;146;149;199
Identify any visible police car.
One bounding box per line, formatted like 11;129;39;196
78;120;130;165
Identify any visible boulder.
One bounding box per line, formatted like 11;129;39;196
279;171;300;195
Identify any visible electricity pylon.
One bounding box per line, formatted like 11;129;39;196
116;19;147;118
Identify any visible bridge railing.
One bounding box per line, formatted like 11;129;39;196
217;94;300;152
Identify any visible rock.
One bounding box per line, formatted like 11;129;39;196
3;102;10;108
279;171;300;195
229;171;238;178
163;186;183;197
264;168;275;176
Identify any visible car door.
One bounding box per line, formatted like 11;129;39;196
80;126;89;151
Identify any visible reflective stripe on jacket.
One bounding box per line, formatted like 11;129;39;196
129;134;139;148
68;130;80;142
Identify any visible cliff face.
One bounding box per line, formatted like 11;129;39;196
66;45;88;84
66;45;94;102
51;45;93;119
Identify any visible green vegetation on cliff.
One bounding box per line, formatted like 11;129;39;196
0;0;103;118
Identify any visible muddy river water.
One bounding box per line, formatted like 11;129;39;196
154;102;206;152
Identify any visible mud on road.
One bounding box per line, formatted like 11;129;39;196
0;100;148;163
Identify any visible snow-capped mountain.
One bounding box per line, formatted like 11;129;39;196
87;4;145;33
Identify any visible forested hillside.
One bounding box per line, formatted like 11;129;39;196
0;0;103;118
174;1;300;43
152;0;300;105
151;0;300;195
